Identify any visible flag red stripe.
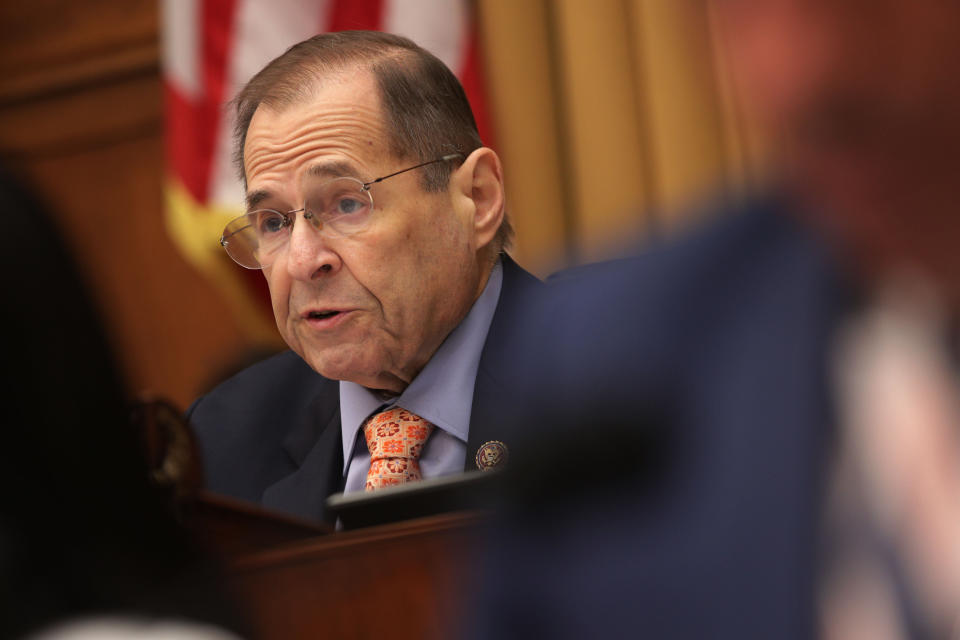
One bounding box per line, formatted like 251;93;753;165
166;82;219;201
459;20;495;150
328;0;384;31
202;0;238;110
165;0;238;201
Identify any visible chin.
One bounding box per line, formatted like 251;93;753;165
305;347;383;385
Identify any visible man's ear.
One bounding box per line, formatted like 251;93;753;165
450;147;505;251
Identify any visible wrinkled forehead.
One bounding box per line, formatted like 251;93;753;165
242;70;397;185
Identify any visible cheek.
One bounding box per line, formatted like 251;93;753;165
353;244;438;316
263;269;293;323
350;201;473;304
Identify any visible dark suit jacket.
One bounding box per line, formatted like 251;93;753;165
475;196;856;640
187;255;540;525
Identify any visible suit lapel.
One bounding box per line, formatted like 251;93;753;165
465;254;542;470
262;382;345;524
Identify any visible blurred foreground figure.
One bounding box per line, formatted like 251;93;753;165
0;167;245;639
476;1;960;638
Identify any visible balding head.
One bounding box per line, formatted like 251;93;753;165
232;30;512;249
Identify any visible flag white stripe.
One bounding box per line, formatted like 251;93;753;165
383;0;469;73
209;0;330;208
161;0;201;98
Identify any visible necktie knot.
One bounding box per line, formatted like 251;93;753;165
363;407;434;491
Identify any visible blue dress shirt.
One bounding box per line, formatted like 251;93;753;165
339;259;504;493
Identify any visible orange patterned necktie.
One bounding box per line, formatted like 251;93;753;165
364;407;435;491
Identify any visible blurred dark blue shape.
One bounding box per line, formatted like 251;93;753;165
473;193;854;639
0;166;244;639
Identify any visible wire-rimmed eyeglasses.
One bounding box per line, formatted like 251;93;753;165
220;153;462;269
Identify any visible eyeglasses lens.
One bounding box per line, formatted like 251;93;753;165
221;177;374;269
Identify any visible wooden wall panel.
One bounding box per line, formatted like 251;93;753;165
630;0;729;229
0;0;158;101
477;0;761;269
553;0;654;261
476;0;570;275
0;0;255;409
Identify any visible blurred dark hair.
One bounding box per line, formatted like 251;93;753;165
0;166;242;638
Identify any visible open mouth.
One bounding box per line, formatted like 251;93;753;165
307;310;341;320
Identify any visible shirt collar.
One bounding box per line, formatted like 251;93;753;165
339;259;504;471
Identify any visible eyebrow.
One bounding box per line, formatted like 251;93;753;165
306;160;364;181
245;189;273;211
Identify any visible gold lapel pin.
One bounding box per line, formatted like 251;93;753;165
475;440;508;471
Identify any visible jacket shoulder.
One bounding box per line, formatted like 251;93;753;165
528;196;839;400
186;350;338;499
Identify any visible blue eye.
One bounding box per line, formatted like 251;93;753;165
255;211;287;235
336;197;365;215
300;177;372;235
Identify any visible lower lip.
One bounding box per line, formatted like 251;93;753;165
303;310;354;330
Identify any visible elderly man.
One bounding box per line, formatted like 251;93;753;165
475;1;960;638
187;31;538;525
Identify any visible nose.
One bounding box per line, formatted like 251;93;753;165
283;211;342;280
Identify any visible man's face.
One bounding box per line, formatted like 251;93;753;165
711;0;960;236
243;70;484;393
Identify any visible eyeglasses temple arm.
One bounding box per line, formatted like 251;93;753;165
362;153;464;189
